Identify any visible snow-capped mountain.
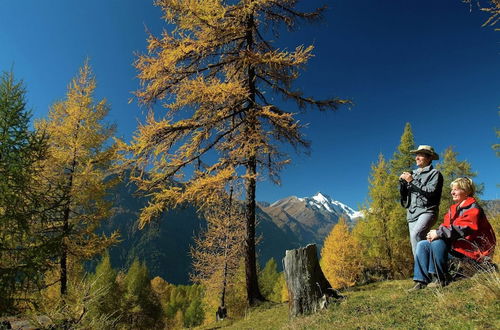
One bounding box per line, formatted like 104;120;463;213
260;192;363;248
297;192;363;221
103;181;364;284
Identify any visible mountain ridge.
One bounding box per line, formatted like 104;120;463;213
261;192;362;247
101;178;362;285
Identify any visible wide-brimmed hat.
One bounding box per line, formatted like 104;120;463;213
410;145;439;160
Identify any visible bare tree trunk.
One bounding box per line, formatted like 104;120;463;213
217;187;233;321
60;135;78;297
242;10;264;306
283;244;342;317
244;155;264;305
216;258;228;321
60;205;69;296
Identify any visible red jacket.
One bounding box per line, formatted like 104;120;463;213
437;197;496;261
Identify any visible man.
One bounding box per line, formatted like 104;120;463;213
399;145;443;256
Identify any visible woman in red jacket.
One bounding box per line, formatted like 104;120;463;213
409;177;496;290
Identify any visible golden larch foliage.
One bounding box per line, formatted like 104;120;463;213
35;60;119;295
121;0;350;305
190;187;246;320
320;217;362;289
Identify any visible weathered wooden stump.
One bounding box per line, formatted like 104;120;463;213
283;244;341;317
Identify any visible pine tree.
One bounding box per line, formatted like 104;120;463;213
258;258;280;299
121;0;350;305
36;61;119;296
436;146;480;220
0;71;52;313
320;217;362;289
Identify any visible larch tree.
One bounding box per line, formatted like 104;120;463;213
190;187;245;319
122;0;349;305
221;260;248;319
320;217;362;289
353;124;416;279
390;123;415;176
463;0;500;30
88;252;121;321
36;61;119;297
269;272;288;303
258;257;280;299
436;146;480;220
183;297;204;328
356;123;415;279
387;123;415;277
121;259;163;329
494;112;499;156
355;154;396;278
0;71;53;313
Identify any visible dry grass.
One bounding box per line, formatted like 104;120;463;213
202;273;500;330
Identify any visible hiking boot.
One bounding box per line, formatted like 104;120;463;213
407;281;427;292
427;278;447;288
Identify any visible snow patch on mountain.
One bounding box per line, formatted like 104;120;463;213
298;192;363;221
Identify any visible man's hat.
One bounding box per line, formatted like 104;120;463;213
409;145;439;160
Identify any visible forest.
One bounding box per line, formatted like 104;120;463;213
1;0;499;329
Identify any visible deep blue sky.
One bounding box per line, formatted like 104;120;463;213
1;0;498;209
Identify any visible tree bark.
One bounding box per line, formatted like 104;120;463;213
242;10;264;306
283;244;341;317
60;206;69;296
61;127;78;296
217;187;233;321
244;155;264;305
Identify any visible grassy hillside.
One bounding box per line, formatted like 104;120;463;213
203;274;499;329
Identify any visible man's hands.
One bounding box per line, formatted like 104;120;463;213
400;172;413;183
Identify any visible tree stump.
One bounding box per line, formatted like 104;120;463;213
283;244;341;317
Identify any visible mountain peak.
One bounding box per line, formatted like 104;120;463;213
269;195;301;208
312;192;331;203
307;192;363;220
270;192;361;221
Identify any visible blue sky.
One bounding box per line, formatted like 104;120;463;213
1;0;498;208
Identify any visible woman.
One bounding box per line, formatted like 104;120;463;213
410;177;496;290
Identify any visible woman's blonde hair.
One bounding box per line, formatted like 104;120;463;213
450;177;475;196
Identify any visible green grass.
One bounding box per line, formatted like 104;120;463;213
200;273;500;329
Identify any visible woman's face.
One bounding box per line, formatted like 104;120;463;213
451;184;468;204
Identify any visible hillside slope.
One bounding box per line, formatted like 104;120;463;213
208;274;499;329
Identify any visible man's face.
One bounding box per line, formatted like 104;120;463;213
415;153;431;168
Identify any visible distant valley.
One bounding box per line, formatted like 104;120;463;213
101;179;361;285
